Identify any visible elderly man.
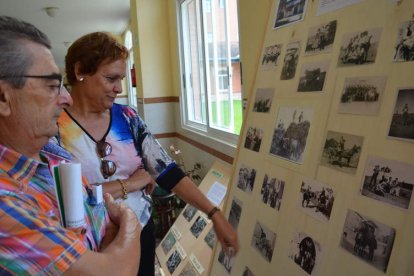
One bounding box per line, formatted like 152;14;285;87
0;16;141;275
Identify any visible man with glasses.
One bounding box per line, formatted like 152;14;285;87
0;16;141;274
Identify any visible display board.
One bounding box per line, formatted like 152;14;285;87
210;0;414;275
156;160;232;275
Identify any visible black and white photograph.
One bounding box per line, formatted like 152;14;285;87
244;126;264;152
228;197;243;230
161;231;177;255
338;27;382;66
204;228;217;249
393;20;414;62
236;164;256;194
270;106;313;164
273;0;308;29
388;88;414;141
320;131;364;175
182;205;197;222
281;41;301;80
338;76;387;116
261;44;282;70
260;174;285;211
253;88;274;113
305;20;337;55
178;262;197;276
288;231;322;275
242;266;255;276
361;156;414;210
340;209;396;273
190;216;207;238
298;178;335;223
250;221;276;262
297;60;329;92
166;249;183;274
218;248;234;273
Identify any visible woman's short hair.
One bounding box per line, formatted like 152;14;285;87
65;32;128;85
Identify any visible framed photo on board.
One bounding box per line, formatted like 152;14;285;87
273;0;308;29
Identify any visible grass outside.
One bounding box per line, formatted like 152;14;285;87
211;100;242;135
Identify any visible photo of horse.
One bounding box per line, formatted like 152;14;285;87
337;27;382;67
270;106;313;164
305;20;337;55
393;20;414;62
340;209;396;273
338;76;387;116
288;231;322;275
320;131;364;175
361;155;414;209
388;88;414;142
250;221;276;262
260;174;285;211
298;178;335;223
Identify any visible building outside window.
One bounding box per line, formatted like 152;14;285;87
177;0;242;145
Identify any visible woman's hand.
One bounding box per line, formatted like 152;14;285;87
128;168;156;194
211;211;239;256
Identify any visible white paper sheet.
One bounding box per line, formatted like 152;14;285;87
206;182;227;206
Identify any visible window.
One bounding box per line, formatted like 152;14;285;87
124;30;137;109
178;0;242;145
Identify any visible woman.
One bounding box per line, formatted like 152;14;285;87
57;32;238;275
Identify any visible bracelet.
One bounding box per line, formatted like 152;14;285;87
91;182;102;187
117;179;128;200
207;206;220;219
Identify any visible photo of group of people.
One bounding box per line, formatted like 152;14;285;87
190;216;207;238
338;76;387;116
236;164;256;194
260;174;285;211
261;44;282;69
298;179;335;223
297;60;329;92
273;0;308;29
340;210;396;272
305;20;337;55
361;156;414;210
393;20;414;62
244;126;264;152
288;231;322;275
388;88;414;142
166;249;183;274
253;88;274;113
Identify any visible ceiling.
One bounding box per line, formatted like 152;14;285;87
0;0;130;69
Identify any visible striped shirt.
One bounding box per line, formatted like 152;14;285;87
0;142;108;275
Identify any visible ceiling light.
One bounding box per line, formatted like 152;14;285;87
44;7;59;18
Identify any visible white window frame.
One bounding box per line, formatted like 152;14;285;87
124;30;137;109
176;0;241;146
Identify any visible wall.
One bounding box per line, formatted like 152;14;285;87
209;0;414;275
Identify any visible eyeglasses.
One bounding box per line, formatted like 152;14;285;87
96;140;117;179
0;74;64;95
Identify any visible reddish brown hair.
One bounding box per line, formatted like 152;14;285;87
65;32;128;85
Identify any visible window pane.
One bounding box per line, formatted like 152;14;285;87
182;0;206;125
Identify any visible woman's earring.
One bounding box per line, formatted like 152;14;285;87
79;77;84;81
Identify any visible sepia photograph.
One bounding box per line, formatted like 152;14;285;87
340;209;396;273
337;27;382;67
253;88;274;113
305;20;337;55
178;262;197;276
250;221;276;262
338;76;387;116
161;231;177;255
273;0;308;29
270;106;313;164
244;126;264;152
320;131;364;175
288;231;322;275
166;249;183;274
190;216;207;238
261;44;282;70
182;205;197;222
236;164;256;194
360;155;414;210
281;41;301;80
297;60;329;92
393;20;414;62
298;178;335;223
260;174;285;211
388;88;414;141
242;266;255;276
204;228;217;249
